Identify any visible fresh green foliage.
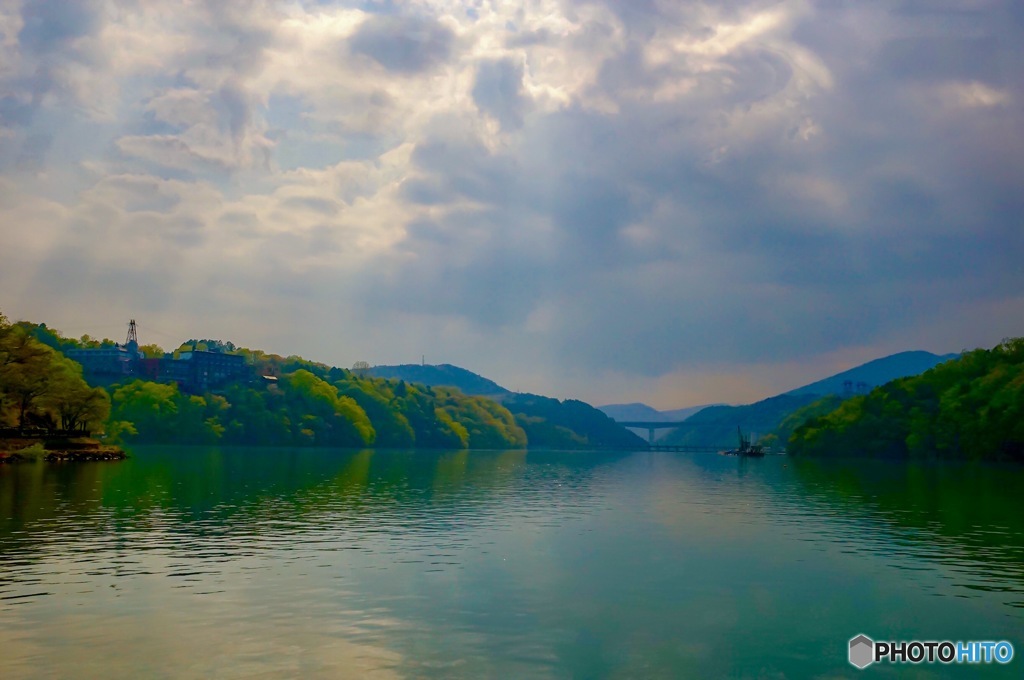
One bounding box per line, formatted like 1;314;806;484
502;393;646;449
183;339;237;353
15;320;122;354
1;314;110;432
105;361;531;449
773;395;844;445
137;343;166;359
13;442;47;461
367;363;510;397
789;338;1024;461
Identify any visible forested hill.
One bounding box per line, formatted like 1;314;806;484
659;394;824;448
368;364;510;397
367;364;645;449
2;313;642;451
502;394;646;450
789;338;1024;461
785;351;958;397
657;350;959;448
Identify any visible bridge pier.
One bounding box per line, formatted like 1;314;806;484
648;428;656;444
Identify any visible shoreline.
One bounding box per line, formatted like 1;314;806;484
0;437;126;463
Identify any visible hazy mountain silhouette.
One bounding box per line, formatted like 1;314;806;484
630;350;960;447
597;403;713;422
784;351;959;397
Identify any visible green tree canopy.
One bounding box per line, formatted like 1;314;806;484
789;338;1024;461
1;315;109;432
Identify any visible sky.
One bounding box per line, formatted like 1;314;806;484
1;0;1022;409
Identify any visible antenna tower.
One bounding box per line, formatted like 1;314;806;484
126;319;139;346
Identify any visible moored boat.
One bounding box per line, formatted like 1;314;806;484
720;427;765;457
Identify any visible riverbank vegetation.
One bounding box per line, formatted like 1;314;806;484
106;370;528;449
789;338;1024;461
2;312;639;451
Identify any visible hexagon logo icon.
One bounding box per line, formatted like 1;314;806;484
849;634;874;669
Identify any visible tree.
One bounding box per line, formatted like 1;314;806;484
789;338;1024;461
1;324;64;429
1;316;109;432
138;343;165;359
111;380;180;441
284;369;375;446
47;379;111;432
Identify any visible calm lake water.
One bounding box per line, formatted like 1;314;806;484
1;448;1022;678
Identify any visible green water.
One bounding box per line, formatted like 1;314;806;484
1;448;1022;678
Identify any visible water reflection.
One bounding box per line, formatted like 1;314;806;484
781;457;1024;608
1;448;1021;678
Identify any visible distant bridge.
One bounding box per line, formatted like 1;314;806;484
614;420;691;445
614;420;725;451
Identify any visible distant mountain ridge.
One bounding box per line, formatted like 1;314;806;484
785;351;959;397
369;350;958;450
368;363;510;397
597;403;713;423
608;350;960;448
659;394;824;447
596;402;715;441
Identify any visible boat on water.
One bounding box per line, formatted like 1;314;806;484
720;427;765;457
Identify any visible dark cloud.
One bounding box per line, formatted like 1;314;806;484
579;0;666;39
358;0;1024;377
349;15;455;73
410;137;523;207
0;95;34;128
547;172;642;260
26;229;186;318
472;58;528;130
192;3;276;77
217;81;253;142
399;178;450;206
880;36;1004;83
279;196;341;215
99;176;183;213
362;208;552;328
18;0;103;55
16;132;53;171
2;0;1023;401
4;0;105;134
506;27;553;48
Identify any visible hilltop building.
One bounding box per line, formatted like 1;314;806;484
66;344;141;378
68;320;248;392
66;319;144;380
138;349;247;392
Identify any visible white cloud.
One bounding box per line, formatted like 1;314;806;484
935;80;1010;108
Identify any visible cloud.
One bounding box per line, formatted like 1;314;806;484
472;58;528;130
18;0;103;55
349;14;456;74
0;0;1022;406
